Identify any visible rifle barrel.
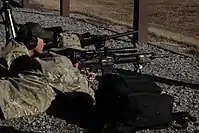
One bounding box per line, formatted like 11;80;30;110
113;52;152;57
85;47;138;54
108;47;136;50
114;56;137;64
105;47;138;53
104;30;136;40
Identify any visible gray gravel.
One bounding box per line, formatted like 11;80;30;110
0;3;199;133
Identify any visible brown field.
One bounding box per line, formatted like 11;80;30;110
29;0;199;39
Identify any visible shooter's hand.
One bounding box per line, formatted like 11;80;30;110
73;62;80;69
87;72;96;88
73;62;96;87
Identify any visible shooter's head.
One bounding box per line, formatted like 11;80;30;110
16;22;54;56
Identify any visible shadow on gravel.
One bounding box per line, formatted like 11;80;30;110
0;126;35;133
113;68;199;90
46;92;95;128
46;74;132;133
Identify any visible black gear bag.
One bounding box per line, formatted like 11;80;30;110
95;73;196;133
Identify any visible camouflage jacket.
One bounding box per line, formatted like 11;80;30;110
0;39;56;119
35;53;95;98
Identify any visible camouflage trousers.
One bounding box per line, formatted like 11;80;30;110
0;71;56;120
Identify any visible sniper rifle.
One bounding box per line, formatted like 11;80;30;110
55;47;168;75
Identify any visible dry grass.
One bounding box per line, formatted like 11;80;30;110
28;0;199;39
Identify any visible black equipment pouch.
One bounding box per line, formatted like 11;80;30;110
127;93;174;131
114;92;197;133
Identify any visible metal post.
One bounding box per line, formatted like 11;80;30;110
22;0;30;8
133;0;148;43
60;0;70;17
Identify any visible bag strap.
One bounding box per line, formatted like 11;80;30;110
172;112;197;129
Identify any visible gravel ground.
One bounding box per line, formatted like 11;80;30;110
0;4;199;133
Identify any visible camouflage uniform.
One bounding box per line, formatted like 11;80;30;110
0;31;94;120
0;39;56;120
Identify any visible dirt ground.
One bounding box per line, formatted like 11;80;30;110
28;0;199;39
